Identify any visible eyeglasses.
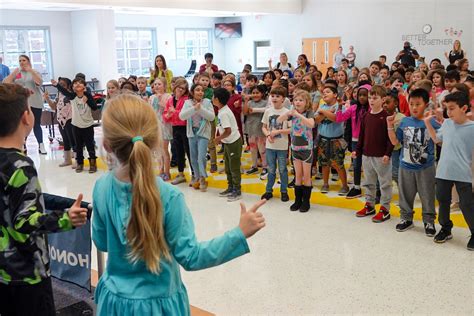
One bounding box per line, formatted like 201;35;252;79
176;86;186;90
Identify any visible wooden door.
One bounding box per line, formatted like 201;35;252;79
302;37;341;74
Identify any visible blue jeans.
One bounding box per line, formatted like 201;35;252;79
188;136;209;178
392;148;401;184
266;149;288;193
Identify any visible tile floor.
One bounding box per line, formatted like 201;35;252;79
30;129;473;315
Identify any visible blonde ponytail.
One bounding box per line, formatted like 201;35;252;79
102;94;170;274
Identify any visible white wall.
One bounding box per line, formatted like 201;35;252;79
70;10;118;86
222;0;473;72
0;9;75;79
114;13;225;71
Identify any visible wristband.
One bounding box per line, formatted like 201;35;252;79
387;127;394;130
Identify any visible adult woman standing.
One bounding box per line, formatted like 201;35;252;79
148;54;173;93
445;40;466;65
269;53;294;73
4;54;46;154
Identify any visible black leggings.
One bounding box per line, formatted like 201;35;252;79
73;125;96;165
59;120;76;152
173;125;193;173
31;107;44;144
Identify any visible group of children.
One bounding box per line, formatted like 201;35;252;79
127;54;473;252
36;51;474;252
1;48;473;315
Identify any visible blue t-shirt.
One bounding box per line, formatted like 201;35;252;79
317;103;344;138
396;116;440;170
436;119;474;183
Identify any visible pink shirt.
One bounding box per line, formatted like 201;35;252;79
335;103;368;141
163;95;188;126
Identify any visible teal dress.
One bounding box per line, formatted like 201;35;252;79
92;173;250;315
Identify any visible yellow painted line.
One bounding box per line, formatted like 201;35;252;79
92;154;469;229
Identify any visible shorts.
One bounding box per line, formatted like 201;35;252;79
292;149;313;164
317;136;347;168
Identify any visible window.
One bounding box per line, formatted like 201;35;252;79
175;29;212;60
0;27;53;81
115;28;156;76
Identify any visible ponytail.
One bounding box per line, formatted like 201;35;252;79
102;94;170;274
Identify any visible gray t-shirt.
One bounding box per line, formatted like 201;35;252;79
14;71;43;109
436;119;474;183
246;100;267;137
71;96;95;128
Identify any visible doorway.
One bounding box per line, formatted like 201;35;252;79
302;37;341;74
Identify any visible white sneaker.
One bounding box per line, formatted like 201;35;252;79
38;143;47;155
171;174;186;185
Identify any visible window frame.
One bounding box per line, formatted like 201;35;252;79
0;26;53;81
115;27;157;76
175;28;213;61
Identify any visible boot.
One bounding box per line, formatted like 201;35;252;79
59;150;72;167
76;164;84;173
299;186;312;213
39;143;47;155
89;159;97;173
290;185;303;211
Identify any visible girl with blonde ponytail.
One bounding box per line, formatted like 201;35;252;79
92;94;267;315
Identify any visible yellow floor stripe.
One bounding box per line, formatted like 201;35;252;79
93;154;469;229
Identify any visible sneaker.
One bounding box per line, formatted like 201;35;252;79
434;229;452;243
200;178;208;192
171;174;186;185
261;192;273;200
338;187;349;196
260;169;268;180
356;203;375;217
346;187;362;199
372;206;391;223
315;172;323;180
246;167;259;175
467;235;474;251
227;190;242;202
219;188;233;197
331;173;339;181
192;179;200;190
320;184;330;194
396;220;414;232
244;145;250;153
210;164;218;173
189;177;197;187
281;192;289;202
424;223;436;237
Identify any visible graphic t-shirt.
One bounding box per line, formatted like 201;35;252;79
261;107;290;150
396;117;440;170
290;110;314;151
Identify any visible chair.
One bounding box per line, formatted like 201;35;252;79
184;60;197;78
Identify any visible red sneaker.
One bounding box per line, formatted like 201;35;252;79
372;206;391;223
356;203;375;217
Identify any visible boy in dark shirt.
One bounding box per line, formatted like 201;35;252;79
0;83;88;315
353;85;394;222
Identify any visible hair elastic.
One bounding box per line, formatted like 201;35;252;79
131;136;143;143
